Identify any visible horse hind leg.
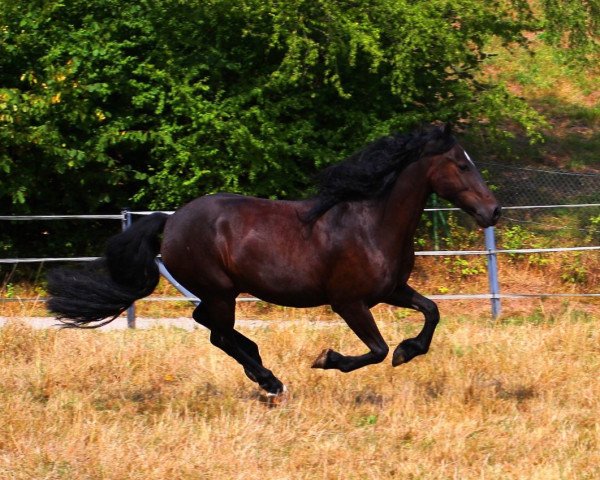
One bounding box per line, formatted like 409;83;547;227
193;302;263;378
311;302;389;372
192;300;286;396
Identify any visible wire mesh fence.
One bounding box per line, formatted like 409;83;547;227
425;162;600;249
483;163;600;245
479;162;600;206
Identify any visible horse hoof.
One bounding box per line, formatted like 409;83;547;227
261;385;289;408
392;348;406;367
311;349;332;369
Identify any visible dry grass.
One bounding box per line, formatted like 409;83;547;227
0;308;598;479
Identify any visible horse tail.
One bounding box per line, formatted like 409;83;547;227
47;212;169;328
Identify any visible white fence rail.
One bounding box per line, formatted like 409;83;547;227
3;244;599;265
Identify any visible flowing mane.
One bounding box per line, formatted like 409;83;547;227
305;125;457;222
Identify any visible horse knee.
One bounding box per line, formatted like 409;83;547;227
422;300;439;323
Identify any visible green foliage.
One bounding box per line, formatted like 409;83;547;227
355;414;378;427
443;256;486;278
501;225;533;251
499;225;550;266
540;0;600;62
3;282;15;299
1;0;577;215
441;212;481;249
587;214;600;243
500;306;551;326
0;0;598;263
560;253;588;285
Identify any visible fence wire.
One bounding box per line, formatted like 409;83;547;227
479;162;600;206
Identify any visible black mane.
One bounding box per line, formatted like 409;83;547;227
305;124;457;222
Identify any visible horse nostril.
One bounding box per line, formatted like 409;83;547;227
492;206;502;221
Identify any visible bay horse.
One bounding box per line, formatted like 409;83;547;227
47;124;500;399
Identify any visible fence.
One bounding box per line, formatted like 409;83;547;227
479;162;600;206
1;204;599;326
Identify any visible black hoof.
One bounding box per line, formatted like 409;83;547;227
311;349;342;369
311;349;332;369
392;339;424;367
392;347;407;367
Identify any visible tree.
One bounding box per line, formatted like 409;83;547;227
0;0;597;220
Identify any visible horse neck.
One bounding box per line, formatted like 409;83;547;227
377;159;432;250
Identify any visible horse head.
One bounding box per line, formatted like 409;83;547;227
425;125;501;228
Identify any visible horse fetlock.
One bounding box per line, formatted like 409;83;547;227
258;374;284;395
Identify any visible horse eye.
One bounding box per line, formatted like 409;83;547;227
458;163;469;172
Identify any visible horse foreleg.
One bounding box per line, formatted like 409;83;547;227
311;302;389;372
385;285;440;366
192;301;285;396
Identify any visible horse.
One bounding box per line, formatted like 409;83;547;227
47;124;500;399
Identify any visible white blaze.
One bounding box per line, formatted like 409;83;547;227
464;150;476;166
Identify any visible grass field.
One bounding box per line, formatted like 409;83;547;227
0;25;598;480
0;305;598;479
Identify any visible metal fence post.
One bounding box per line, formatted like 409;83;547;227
485;226;501;319
121;208;136;328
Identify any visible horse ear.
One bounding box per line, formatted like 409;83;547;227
443;122;452;136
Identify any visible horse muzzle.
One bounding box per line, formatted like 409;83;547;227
473;204;501;228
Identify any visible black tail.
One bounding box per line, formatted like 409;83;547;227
47;212;169;328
